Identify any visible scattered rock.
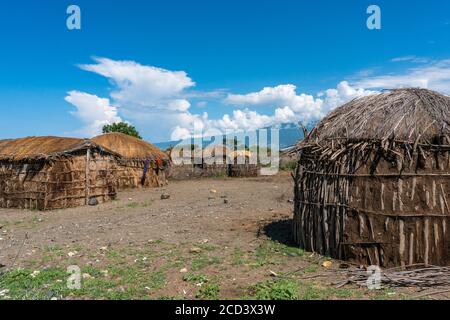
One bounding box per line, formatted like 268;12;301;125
88;197;99;206
210;189;217;194
287;199;294;203
100;270;109;277
161;193;171;200
99;246;108;251
269;270;279;277
30;270;40;278
179;268;188;273
322;261;333;269
269;208;274;212
82;273;93;279
189;247;202;254
67;251;77;257
0;289;10;297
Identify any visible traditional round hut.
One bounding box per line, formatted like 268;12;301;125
228;150;259;177
293;88;450;267
0;136;118;210
91;133;170;189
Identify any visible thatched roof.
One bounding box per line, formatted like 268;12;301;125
304;88;450;145
231;150;253;159
0;136;114;161
91;133;168;161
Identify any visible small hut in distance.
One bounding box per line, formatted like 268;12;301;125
293;88;450;267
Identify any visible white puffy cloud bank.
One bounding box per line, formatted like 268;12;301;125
65;57;450;141
65;91;122;136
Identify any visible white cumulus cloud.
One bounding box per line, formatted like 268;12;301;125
79;57;195;111
68;57;450;142
354;59;450;93
65;91;122;136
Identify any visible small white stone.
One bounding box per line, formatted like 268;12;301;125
0;289;10;296
30;270;40;278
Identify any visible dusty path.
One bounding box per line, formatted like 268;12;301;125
0;174;293;264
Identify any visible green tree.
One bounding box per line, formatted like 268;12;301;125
102;122;142;139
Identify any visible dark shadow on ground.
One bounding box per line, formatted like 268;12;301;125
263;218;297;247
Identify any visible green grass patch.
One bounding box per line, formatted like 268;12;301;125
183;273;209;284
300;282;362;300
191;255;223;271
0;268;71;300
196;283;220;300
247;279;299;300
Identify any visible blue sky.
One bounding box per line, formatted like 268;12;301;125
0;1;450;142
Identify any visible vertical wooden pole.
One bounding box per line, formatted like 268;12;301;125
85;148;91;205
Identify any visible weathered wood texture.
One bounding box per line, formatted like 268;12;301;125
0;150;117;210
114;159;168;189
293;141;450;267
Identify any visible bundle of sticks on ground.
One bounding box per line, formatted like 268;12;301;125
336;264;450;288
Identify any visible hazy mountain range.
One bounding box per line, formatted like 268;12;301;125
154;122;316;151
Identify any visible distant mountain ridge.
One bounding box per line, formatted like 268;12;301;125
154;122;316;151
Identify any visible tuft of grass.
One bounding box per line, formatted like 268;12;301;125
191;255;223;271
0;268;71;300
183;273;209;284
279;159;298;172
231;248;246;266
196;283;220;300
247;279;299;300
300;282;361;300
126;202;140;209
146;271;166;290
303;265;318;273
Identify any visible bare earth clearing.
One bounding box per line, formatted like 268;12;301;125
0;173;440;300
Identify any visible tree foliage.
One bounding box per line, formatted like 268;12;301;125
102;122;142;139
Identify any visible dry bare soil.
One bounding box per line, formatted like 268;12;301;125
0;173;436;300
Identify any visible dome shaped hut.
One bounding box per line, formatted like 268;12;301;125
91;133;170;189
0;136;119;210
293;88;450;267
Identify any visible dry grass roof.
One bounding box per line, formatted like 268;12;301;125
0;136;112;161
200;144;231;159
91;132;168;161
306;88;450;145
231;150;253;159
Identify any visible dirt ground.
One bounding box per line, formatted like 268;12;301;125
0;173;443;300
